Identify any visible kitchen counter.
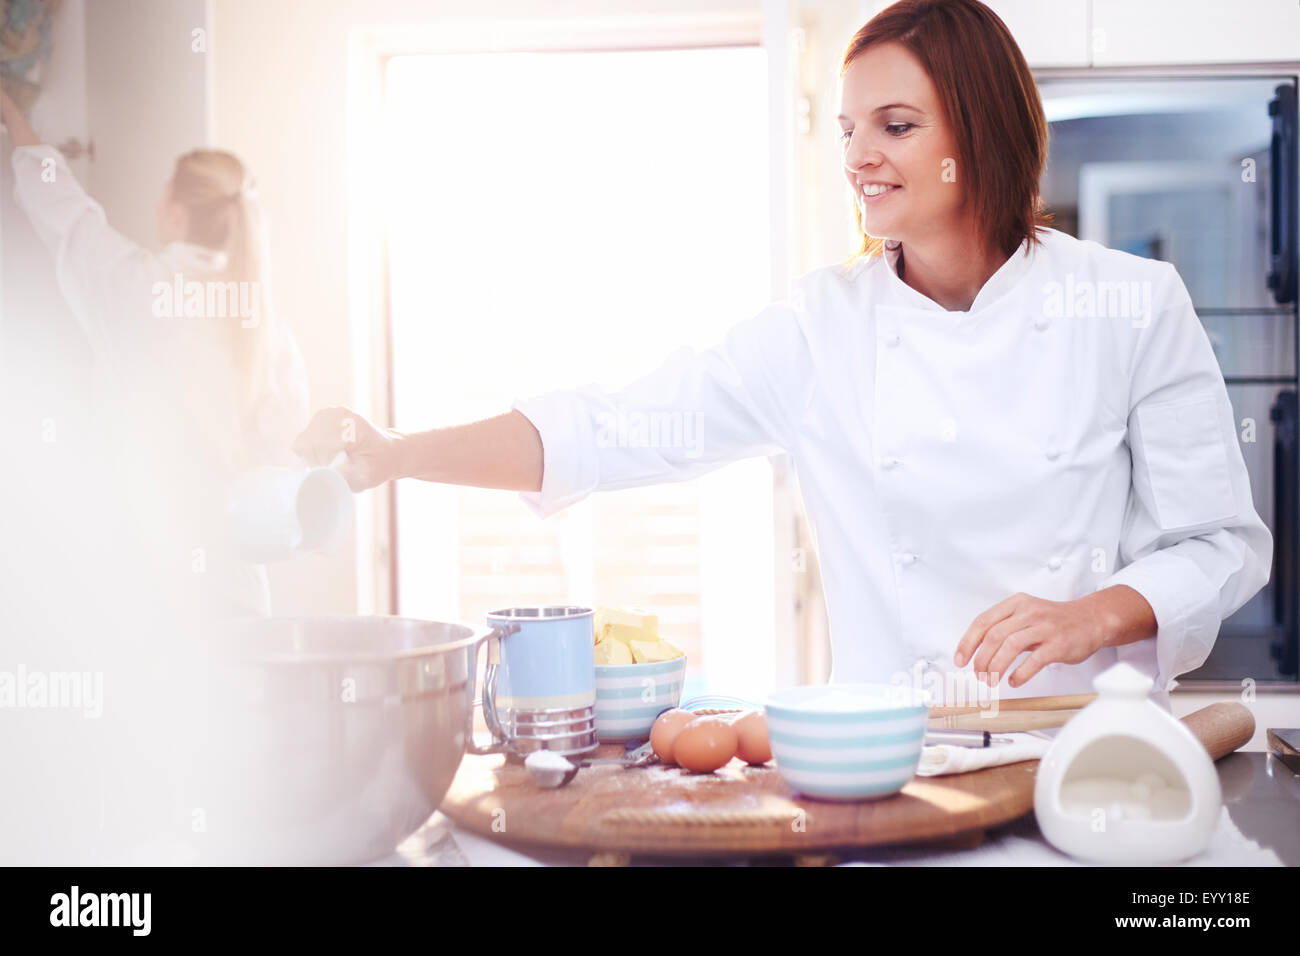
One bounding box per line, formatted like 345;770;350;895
378;751;1297;866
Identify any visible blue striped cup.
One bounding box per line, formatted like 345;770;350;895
765;684;932;801
593;655;687;742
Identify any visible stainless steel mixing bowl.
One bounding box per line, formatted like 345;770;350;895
186;616;514;865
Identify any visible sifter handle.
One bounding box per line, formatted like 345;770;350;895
464;624;519;756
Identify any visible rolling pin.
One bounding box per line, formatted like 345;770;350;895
929;701;1256;761
1180;701;1255;760
929;709;1079;732
929;693;1096;718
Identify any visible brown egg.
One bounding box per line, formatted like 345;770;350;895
649;708;697;765
672;717;739;773
730;710;772;765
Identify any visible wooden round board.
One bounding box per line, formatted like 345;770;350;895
439;744;1040;858
438;703;1252;860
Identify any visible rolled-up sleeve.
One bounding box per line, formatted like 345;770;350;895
1099;262;1273;692
511;293;816;520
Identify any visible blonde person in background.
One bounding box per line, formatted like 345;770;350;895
0;86;309;620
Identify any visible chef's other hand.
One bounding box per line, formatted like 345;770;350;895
292;406;402;492
952;592;1109;689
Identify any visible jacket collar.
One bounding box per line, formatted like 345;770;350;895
879;232;1037;315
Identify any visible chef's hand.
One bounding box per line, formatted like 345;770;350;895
952;591;1111;689
292;406;403;491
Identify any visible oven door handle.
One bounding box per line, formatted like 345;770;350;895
1267;83;1297;305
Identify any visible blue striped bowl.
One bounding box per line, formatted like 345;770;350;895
593;656;687;742
765;684;932;802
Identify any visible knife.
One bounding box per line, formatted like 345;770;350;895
923;729;1020;748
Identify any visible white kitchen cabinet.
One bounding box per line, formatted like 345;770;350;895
983;0;1091;66
859;0;1092;66
1092;0;1300;65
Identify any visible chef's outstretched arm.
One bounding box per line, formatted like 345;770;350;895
294;291;816;504
293;406;545;493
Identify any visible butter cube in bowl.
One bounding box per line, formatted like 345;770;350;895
592;606;687;742
765;684;931;801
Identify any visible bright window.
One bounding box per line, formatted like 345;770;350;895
382;46;776;701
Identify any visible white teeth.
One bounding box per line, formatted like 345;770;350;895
861;183;899;197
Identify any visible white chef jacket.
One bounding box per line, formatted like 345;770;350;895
9;144;311;618
510;227;1273;709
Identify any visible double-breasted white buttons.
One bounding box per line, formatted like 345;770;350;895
897;552;917;566
883;331;900;347
1047;556;1064;571
881;456;901;469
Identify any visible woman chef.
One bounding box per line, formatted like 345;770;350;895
294;0;1272;710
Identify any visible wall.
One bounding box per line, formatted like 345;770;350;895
85;0;212;245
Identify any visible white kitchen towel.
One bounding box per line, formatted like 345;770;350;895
916;732;1051;776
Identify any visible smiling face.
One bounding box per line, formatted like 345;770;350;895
838;42;965;248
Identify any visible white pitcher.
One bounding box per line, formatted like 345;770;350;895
228;452;355;563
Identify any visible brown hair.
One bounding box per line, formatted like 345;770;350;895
840;0;1051;265
169;149;275;435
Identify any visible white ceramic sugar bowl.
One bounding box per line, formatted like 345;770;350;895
1034;662;1222;864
